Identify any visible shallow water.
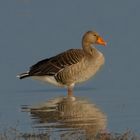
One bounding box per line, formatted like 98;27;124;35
0;87;140;134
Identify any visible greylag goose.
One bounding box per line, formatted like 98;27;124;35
17;31;106;96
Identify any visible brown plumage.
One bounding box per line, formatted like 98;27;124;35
17;31;106;96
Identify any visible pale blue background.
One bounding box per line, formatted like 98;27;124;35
0;0;140;133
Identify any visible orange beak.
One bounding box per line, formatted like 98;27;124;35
96;36;107;46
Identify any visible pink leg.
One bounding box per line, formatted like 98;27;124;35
67;86;73;96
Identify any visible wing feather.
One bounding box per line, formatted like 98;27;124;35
29;49;84;76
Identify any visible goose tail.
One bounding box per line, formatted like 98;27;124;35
16;72;30;79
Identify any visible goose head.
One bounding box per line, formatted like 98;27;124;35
82;31;106;47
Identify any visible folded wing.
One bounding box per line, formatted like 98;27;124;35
29;49;84;76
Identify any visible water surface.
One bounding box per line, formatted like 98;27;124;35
22;96;107;139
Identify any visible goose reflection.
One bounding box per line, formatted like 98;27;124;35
23;96;107;139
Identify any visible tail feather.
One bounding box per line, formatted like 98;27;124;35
17;72;30;79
